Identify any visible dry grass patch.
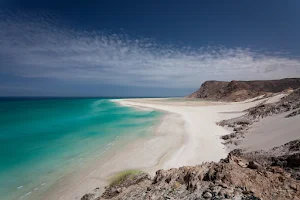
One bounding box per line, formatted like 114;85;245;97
109;169;142;186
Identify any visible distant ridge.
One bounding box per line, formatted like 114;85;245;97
186;78;300;101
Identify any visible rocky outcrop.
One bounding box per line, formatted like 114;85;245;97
231;139;300;180
82;144;300;200
187;78;300;101
187;81;229;100
101;172;151;199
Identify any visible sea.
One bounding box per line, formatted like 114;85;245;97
0;97;162;200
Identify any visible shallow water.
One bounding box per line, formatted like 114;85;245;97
0;98;162;200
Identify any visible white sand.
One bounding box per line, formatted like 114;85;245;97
44;97;270;200
265;93;288;104
117;97;270;168
44;113;186;200
239;110;300;151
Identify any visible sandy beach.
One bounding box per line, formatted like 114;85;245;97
44;97;274;200
237;107;300;151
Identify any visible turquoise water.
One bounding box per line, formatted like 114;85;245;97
0;98;162;200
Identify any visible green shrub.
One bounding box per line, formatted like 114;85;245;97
109;169;142;186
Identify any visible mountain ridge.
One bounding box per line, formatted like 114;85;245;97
186;78;300;101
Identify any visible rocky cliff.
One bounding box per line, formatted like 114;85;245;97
186;78;300;101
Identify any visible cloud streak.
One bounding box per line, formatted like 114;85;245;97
1;12;300;88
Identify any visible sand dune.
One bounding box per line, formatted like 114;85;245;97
239;110;300;151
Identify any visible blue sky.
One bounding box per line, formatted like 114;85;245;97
1;0;300;96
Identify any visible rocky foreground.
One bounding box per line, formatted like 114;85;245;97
82;139;300;200
186;78;300;101
81;88;300;200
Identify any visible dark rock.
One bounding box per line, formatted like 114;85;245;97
81;193;95;200
186;78;300;102
242;196;261;200
248;161;260;169
287;153;300;167
221;135;231;140
203;168;216;181
233;126;243;132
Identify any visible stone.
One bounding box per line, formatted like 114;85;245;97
203;191;213;199
236;160;248;168
290;183;298;191
212;186;222;195
116;188;123;193
248;161;260;169
233;126;243;132
81;193;95;200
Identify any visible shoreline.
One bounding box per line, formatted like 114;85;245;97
44;104;186;200
44;97;268;200
117;99;230;167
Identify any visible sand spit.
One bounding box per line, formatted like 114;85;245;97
47;96;279;200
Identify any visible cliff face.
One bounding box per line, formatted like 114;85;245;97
187;78;300;101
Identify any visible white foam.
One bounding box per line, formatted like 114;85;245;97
24;192;32;196
19;191;32;199
111;99;154;111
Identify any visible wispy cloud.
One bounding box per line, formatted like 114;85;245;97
1;12;300;88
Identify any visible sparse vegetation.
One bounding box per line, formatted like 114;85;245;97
109;169;142;186
172;181;181;190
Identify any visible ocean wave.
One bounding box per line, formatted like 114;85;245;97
18;191;31;199
18;182;46;199
91;99;105;107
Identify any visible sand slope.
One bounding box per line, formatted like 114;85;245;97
239;110;300;151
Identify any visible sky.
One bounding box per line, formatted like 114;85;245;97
1;0;300;97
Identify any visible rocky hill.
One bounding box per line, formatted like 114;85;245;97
186;78;300;101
